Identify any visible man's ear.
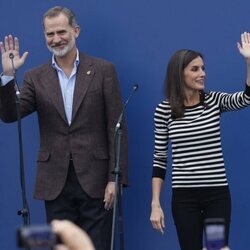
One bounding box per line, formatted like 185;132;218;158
74;26;80;38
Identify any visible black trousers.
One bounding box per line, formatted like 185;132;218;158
45;161;112;250
171;186;231;250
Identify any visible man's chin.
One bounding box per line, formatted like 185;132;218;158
47;46;68;57
47;42;75;57
52;49;68;57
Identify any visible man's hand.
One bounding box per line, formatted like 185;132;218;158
104;182;116;210
0;35;28;75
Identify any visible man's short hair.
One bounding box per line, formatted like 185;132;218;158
42;6;78;29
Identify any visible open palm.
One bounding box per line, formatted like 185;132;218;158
0;35;28;75
238;32;250;59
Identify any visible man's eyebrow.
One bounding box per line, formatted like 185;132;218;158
45;29;67;35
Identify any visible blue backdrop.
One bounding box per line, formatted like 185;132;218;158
0;1;250;249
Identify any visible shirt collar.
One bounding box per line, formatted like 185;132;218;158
52;49;80;70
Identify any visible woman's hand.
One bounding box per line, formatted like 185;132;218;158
150;203;165;234
237;32;250;59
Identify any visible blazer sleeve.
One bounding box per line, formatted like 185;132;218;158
103;62;129;186
0;74;36;122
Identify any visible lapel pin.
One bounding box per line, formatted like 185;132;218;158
86;70;91;75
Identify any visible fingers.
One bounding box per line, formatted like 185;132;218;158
53;244;69;250
0;41;5;54
151;217;164;234
150;207;165;234
104;193;115;210
237;32;250;59
0;35;28;72
14;36;19;52
104;198;114;210
4;35;14;51
241;32;246;44
241;32;250;45
8;35;14;50
20;51;29;63
151;220;164;234
51;220;95;250
0;35;20;53
4;36;10;51
160;214;165;229
104;182;115;210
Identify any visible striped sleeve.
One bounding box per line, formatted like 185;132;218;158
214;85;250;112
152;101;171;179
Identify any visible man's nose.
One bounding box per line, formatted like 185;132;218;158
53;34;62;43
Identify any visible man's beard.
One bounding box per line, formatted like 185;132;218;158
47;38;75;57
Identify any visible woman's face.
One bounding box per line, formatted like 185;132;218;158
183;56;206;92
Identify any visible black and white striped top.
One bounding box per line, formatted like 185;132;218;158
152;86;250;188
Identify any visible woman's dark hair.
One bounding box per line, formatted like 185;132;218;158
165;49;203;119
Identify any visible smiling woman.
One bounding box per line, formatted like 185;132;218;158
150;34;250;250
183;56;206;105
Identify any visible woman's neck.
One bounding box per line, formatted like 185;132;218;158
184;90;200;106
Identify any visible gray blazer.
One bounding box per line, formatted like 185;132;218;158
0;53;128;200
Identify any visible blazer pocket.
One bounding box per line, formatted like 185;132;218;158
93;149;109;160
37;151;50;162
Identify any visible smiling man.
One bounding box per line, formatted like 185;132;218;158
0;6;128;250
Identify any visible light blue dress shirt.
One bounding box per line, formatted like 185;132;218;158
52;50;80;125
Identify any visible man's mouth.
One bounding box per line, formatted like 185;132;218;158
52;43;66;49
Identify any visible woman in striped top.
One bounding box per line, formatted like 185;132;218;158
150;32;250;250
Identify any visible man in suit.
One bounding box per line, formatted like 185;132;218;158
0;6;128;250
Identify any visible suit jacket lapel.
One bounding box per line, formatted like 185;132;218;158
72;53;95;122
41;63;68;123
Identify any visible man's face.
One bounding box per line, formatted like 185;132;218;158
44;13;80;57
